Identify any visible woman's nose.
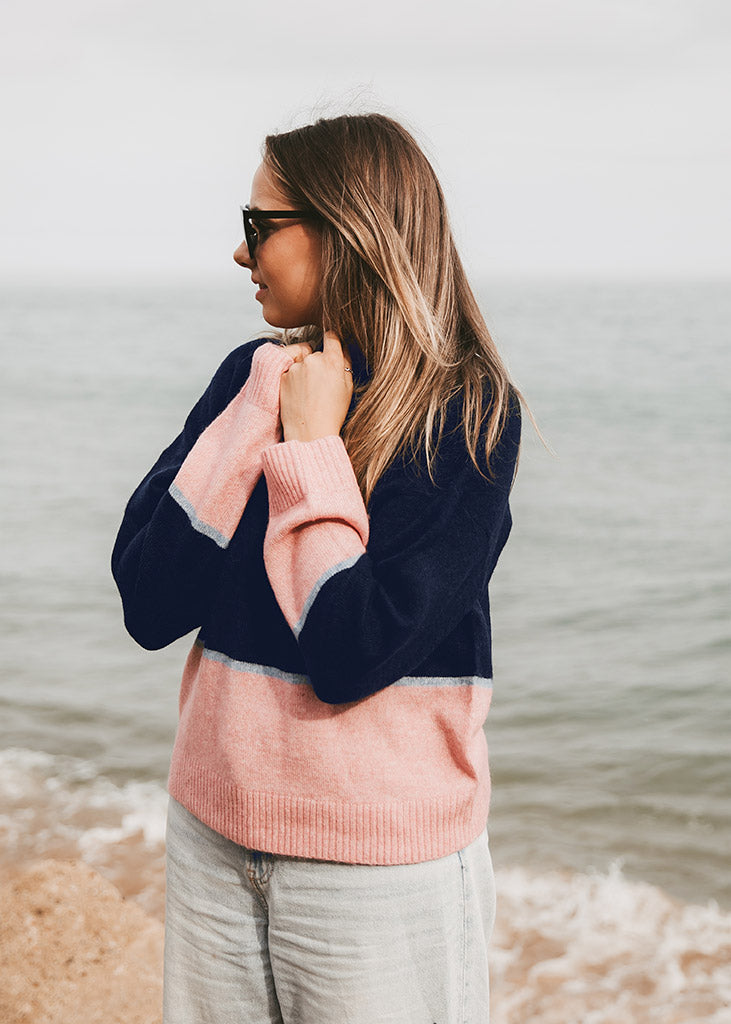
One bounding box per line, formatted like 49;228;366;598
233;240;253;268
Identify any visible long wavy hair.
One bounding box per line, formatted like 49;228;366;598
264;113;521;504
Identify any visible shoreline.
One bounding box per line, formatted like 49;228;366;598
2;744;729;913
1;853;729;1024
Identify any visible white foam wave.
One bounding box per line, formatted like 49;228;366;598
0;747;168;846
0;747;168;917
492;864;731;1023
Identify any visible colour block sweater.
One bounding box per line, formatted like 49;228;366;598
112;339;520;865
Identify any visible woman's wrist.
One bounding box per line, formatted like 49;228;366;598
281;419;343;443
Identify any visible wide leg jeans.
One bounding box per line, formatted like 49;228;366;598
163;797;496;1024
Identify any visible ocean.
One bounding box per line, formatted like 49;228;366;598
1;279;729;1021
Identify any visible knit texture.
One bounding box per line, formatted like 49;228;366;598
112;339;520;864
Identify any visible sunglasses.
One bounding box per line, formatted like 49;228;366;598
240;205;312;260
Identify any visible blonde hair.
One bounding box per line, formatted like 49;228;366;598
264;113;521;504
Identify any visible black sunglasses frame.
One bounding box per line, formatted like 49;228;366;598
241;205;311;260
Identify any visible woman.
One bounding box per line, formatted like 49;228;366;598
112;112;521;1024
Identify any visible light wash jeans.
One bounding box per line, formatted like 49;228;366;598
163;797;495;1024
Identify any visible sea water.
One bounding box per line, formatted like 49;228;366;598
1;279;729;1020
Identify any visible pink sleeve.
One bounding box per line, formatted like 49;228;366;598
261;436;369;634
171;342;293;548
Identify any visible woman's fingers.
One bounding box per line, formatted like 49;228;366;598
286;342;313;364
286;334;349;370
322;330;349;368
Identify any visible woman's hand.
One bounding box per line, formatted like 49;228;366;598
280;331;354;442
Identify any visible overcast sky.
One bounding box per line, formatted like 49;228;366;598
1;0;729;283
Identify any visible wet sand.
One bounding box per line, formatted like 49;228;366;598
0;861;163;1024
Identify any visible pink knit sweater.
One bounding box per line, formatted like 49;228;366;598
113;340;519;864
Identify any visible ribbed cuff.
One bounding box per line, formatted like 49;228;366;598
246;343;293;413
261;436;360;515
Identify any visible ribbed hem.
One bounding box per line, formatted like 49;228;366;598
261;436;359;515
168;757;490;865
246;343;293;413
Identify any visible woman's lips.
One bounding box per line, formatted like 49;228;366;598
255;284;268;302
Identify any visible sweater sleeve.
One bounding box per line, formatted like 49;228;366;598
112;341;293;650
261;404;520;704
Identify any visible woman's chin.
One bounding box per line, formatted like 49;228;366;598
262;310;318;330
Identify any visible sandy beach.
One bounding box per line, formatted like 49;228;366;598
2;855;730;1024
0;861;163;1024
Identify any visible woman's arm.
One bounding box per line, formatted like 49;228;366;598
262;355;520;703
112;340;296;650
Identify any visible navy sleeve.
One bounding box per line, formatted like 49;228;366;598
111;339;281;650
